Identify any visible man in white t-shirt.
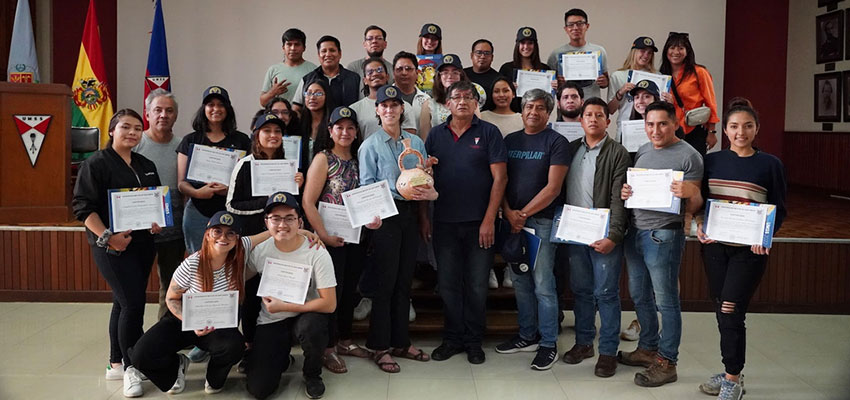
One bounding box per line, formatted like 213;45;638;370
547;8;609;100
245;192;336;400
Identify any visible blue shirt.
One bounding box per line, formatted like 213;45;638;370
425;115;507;223
504;127;572;219
359;128;428;200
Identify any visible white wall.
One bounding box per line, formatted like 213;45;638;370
116;0;726;135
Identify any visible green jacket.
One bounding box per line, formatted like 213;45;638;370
566;136;631;244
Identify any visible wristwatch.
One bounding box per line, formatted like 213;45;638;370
96;229;113;248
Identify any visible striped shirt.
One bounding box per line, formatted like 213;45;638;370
172;236;252;293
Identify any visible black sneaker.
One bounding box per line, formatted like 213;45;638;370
530;346;558;371
431;343;465;361
305;377;325;399
465;346;486;365
495;334;540;354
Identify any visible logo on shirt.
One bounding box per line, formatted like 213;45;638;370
474;137;480;145
507;150;545;160
13;115;52;167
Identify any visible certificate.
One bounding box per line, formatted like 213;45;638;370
627;70;672;93
341;180;399;228
318;202;362;244
561;52;600;81
108;186;173;231
550;122;584;143
181;291;239;331
705;200;777;247
282;136;303;168
516;69;556;96
620;120;650;152
552;205;610;245
256;257;313;305
250;159;299;196
626;168;684;214
625;169;674;209
186;144;246;185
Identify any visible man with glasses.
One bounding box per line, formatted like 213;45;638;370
392;51;431;134
348;57;417;138
292;35;362;113
464;39;500;102
425;80;507;365
547;8;609;100
347;25;394;83
260;28;317;106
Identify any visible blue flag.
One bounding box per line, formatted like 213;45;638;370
143;0;171;128
7;0;39;83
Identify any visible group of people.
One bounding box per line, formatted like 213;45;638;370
70;8;787;400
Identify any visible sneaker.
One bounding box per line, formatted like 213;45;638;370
488;269;499;289
502;272;513;288
408;300;416;322
204;380;223;394
167;354;190;394
717;376;744;400
620;319;641;341
700;373;746;396
495;334;540;354
617;347;657;368
187;346;209;363
353;298;372;321
105;364;124;380
530;346;558;371
305;377;325;399
123;366;144;398
634;357;678;387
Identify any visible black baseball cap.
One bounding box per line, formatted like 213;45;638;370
206;211;242;235
252;112;287;132
516;27;538;42
202;85;230;104
437;54;463;71
629;79;661;99
329;106;358;126
420;23;442;39
264;191;301;214
631;36;658;52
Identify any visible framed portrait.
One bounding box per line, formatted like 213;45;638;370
816;11;844;64
815;72;842;122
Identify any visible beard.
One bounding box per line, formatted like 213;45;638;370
367;50;384;58
561;108;581;119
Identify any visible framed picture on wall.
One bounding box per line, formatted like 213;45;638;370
842;71;850;121
819;0;845;7
815;72;842;122
816;11;843;63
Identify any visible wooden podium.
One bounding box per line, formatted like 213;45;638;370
0;82;73;223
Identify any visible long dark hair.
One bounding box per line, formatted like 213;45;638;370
191;96;238;134
433;67;469;104
512;40;547;70
250;116;286;160
628;90;660;121
298;79;336;141
263;97;302;137
659;32;700;79
313;116;364;159
107;108;144;147
482;76;520;112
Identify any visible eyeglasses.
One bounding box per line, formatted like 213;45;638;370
668;31;689;37
395;66;416;72
304;91;325;98
473;50;493;57
265;215;299;226
365;35;385;42
365;66;386;76
270;109;290;116
439;70;462;78
450;96;477;103
565;21;587;28
209;227;239;240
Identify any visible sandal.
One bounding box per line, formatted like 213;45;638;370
391;346;431;362
322;351;348;374
373;350;400;373
336;343;374;359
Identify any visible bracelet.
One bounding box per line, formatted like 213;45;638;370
709;130;717;134
96;229;113;248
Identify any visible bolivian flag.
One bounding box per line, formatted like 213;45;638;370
71;0;113;148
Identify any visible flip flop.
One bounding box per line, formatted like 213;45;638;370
373;350;400;373
391;346;431;362
336;343;374;359
322;351;348;374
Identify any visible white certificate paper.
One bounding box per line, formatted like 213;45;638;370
705;201;772;246
625;169;675;209
181;291;239;331
186;144;246;185
561;52;600;81
250;159;299;196
555;205;610;245
109;187;169;231
256;258;313;305
620;120;650;152
282;136;303;168
628;70;672;93
516;69;556;96
318;202;362;244
550;122;584;143
341;181;399;228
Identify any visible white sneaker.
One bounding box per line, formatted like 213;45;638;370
105;364;124;380
620;319;640;341
502;272;513;288
167;354;190;394
353;298;372;321
488;269;499;289
409;300;416;322
123;366;144;398
205;380;223;394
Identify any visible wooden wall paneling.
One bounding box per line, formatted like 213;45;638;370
73;232;82;290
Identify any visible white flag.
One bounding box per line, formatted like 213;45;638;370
7;0;40;83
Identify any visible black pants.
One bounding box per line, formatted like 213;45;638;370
702;243;768;375
326;243;366;346
154;238;186;319
366;200;419;351
554;244;570;314
678;125;708;157
130;312;244;391
246;313;328;400
91;241;155;365
242;275;262;344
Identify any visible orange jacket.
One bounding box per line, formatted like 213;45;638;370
672;65;719;134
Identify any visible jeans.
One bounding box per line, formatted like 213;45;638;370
154;239;186;319
624;228;685;362
568;243;624;356
182;200;208;254
511;217;559;348
433;221;493;348
703;243;768;375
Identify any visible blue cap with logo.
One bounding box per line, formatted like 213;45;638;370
419;23;442;40
252;112;287;132
375;85;403;105
264;191;301;214
437;54;463;71
629;79;661;99
516;27;538;42
329;106;358;126
631;36;658;52
202;85;230;105
207;211;242;235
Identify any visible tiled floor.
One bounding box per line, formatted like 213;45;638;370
0;302;848;399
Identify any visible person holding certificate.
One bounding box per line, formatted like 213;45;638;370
263;96;311;173
130;211;268;396
177;86;251;255
246;193;337;400
498;27;553;87
494;89;571;371
72;109;163;397
607;37;670;127
481;77;523;140
359;85;438;373
619;101;703;388
693;98;786;398
547;8;609;100
303;106;383;373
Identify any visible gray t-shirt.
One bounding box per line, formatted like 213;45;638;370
547;41;608;100
347;57;394;84
134;133;183;242
349;96;417;139
261;60;318;103
631;140;704;230
566;136;605;209
247;236;336;325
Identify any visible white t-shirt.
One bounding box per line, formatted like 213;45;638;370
480;111;524;137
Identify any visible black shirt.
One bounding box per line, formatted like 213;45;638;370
297;65;362;108
464;67;502;100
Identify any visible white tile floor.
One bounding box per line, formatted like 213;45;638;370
0;302;848;399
